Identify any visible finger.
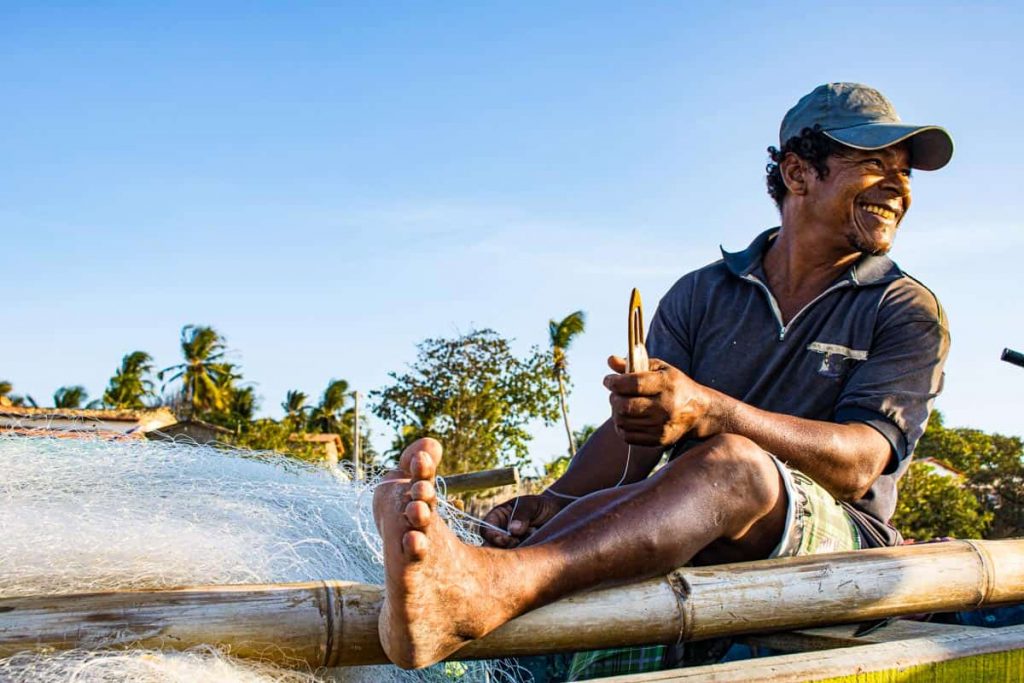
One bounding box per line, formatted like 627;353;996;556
612;410;667;429
481;507;510;534
617;429;664;447
609;396;657;418
482;529;511;547
604;371;663;397
607;355;627;373
507;499;540;536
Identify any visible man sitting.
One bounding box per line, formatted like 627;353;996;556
373;82;953;671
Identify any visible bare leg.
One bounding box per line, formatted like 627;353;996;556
373;434;787;669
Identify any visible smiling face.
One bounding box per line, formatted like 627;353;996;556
808;143;913;256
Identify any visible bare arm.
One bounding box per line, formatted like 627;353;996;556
480;417;663;547
544;419;665;499
606;356;891;502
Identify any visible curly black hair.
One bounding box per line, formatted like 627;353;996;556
765;125;838;211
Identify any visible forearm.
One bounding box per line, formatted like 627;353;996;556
707;390;890;501
548;420;664;499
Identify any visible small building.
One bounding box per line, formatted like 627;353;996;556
0;405;178;439
289;433;345;467
146;419;233;445
918;457;965;480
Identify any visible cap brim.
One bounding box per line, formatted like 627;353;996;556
823;123;954;171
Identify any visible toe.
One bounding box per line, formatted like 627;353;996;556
399;438;443;474
405;500;431;528
402;529;429;560
410;479;436;505
409;451;437;481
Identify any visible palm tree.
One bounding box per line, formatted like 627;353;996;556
0;380;24;406
227;385;257;423
308;379;351;436
159;325;230;418
53;385;90;409
102;351;156;409
549;310;586;456
282;390;309;429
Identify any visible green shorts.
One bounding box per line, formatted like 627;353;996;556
566;457;862;681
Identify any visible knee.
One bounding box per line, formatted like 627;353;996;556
688;434;781;509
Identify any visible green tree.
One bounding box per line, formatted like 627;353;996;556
232;418;321;462
891;460;992;540
53;385;90;409
574;423;599;450
542;423;599;484
0;380;34;406
549;310;586;457
308;379;351;435
1;380;24;406
102;351;156;409
902;411;1024;539
226;385;258;424
306;379;376;465
159;325;231;418
281;390;310;431
371;329;560;475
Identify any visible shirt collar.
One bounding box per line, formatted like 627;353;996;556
721;227;905;287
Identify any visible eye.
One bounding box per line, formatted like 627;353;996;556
862;158;885;170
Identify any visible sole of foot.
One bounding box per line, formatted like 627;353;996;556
373;438;508;669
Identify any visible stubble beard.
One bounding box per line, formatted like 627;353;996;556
846;222;898;256
846;233;891;256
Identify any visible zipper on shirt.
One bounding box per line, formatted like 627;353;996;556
743;274;852;340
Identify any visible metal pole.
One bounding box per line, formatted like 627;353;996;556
1001;347;1024;369
352;391;361;480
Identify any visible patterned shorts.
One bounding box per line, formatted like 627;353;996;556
566;457;862;681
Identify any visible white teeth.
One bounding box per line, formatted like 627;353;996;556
862;204;896;220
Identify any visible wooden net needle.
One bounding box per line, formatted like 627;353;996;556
627;288;649;373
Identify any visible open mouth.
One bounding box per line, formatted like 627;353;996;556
859;202;898;222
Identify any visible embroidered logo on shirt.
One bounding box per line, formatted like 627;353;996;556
807;342;868;379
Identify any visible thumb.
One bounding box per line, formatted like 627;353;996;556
508;498;537;535
607;355;628;373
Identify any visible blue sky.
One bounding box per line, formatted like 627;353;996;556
3;2;1023;470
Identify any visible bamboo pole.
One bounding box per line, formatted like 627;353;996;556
440;466;520;495
2;540;1022;668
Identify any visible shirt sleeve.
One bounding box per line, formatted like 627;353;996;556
645;273;696;374
834;280;950;474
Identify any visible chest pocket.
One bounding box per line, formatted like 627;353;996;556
807;341;868;379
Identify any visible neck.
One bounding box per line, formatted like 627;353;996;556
766;210;861;297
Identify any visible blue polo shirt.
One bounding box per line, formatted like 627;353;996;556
647;228;950;547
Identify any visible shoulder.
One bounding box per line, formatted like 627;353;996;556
659;258;731;306
877;272;948;329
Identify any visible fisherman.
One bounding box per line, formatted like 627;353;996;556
372;83;953;672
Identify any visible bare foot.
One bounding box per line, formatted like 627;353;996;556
373;439;522;669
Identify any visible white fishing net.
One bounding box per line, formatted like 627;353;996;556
0;434;526;683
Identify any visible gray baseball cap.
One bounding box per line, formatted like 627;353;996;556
781;83;953;171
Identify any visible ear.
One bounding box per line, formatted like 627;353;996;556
780;153;809;197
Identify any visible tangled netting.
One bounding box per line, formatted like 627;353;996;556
0;434;526;683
